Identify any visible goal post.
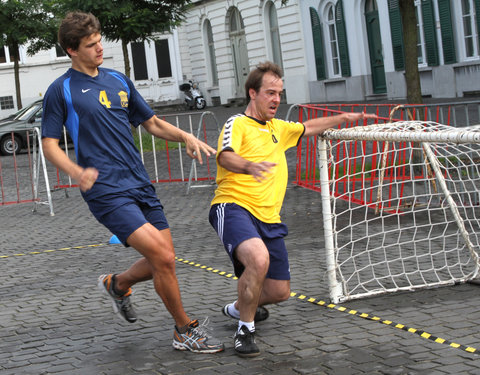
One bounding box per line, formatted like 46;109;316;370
318;121;480;303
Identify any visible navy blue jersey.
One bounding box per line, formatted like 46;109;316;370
42;67;155;201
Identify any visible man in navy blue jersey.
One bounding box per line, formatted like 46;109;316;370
42;11;224;353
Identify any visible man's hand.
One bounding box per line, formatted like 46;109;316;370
184;133;216;164
245;161;277;182
342;112;378;123
77;167;99;192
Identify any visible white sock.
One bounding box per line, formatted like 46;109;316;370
227;301;240;319
239;320;255;333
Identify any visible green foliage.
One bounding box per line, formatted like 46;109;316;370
0;0;58;55
132;128;179;152
57;0;193;45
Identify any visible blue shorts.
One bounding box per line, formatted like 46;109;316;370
87;185;169;246
209;203;290;280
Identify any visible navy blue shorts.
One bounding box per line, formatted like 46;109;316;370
209;203;290;280
87;185;169;246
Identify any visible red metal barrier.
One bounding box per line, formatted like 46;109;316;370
0;130;39;206
293;103;458;208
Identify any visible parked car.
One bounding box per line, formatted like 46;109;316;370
0;99;43;156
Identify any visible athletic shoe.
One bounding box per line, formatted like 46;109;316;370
172;317;225;353
222;303;270;322
234;325;260;357
97;274;137;323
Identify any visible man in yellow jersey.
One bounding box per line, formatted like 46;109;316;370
209;61;376;357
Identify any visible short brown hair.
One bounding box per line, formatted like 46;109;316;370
58;12;101;57
244;61;283;103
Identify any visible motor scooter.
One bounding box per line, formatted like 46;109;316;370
179;80;206;110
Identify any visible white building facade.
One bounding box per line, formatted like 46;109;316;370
0;0;479;118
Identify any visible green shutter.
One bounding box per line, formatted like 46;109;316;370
388;0;405;70
438;0;456;64
309;7;326;80
335;0;351;77
421;0;439;66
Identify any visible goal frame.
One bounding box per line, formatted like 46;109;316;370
318;122;480;303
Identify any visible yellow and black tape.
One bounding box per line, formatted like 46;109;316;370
2;244;478;354
289;292;478;354
0;243;106;259
175;256;479;355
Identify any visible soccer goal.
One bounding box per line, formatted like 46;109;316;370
318;120;480;303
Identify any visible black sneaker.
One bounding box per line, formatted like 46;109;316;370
234;325;260;357
222;303;270;322
97;274;137;323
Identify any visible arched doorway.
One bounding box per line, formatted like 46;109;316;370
365;0;386;94
229;7;250;98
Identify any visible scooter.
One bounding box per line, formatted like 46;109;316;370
179;80;207;110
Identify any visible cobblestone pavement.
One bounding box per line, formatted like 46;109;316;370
1;104;480;374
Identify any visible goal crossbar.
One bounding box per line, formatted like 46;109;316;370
322;122;480;144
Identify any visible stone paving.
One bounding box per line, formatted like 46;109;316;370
1;104;480;374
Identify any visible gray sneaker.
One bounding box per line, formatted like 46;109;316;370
97;274;137;323
173;318;224;353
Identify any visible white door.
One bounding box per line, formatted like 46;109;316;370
229;8;250;98
130;38;177;102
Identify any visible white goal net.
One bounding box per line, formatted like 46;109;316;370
318;121;480;303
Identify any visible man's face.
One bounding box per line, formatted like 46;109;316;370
249;72;283;122
68;32;104;69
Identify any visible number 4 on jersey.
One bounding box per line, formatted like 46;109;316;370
99;90;112;108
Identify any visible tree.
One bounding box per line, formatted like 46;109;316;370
58;0;193;77
0;0;58;109
399;0;422;105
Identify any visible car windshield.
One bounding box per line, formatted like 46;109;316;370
12;102;41;121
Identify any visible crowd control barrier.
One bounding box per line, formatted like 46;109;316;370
0;127;53;215
288;100;480;200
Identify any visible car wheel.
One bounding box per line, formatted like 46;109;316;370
0;135;22;156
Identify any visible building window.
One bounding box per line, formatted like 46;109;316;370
461;0;479;58
415;1;427;65
55;44;67;58
131;42;148;81
0;46;17;64
204;19;218;85
0;96;14;110
326;4;340;76
266;1;283;69
155;39;172;78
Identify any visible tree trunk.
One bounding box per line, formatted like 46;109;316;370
399;0;422;105
12;42;22;109
122;40;131;78
399;1;424;172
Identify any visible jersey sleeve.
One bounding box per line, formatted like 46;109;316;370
217;114;244;154
277;119;305;150
41;81;67;140
125;76;154;127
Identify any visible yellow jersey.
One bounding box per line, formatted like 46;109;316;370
211;114;305;223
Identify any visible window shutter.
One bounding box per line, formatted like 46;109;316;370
388;0;405;70
438;0;456;64
309;7;326;80
335;0;351;77
421;0;439;66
